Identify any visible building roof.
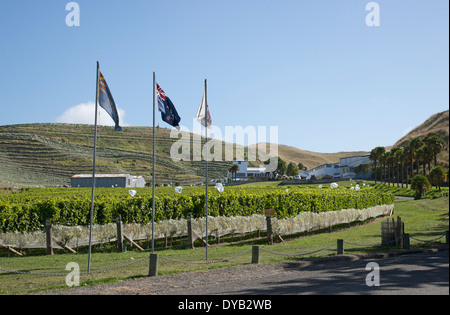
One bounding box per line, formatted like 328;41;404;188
247;167;267;173
71;174;130;178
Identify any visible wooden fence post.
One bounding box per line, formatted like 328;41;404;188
148;253;159;277
266;216;273;245
187;213;194;249
116;215;123;253
46;219;53;255
396;216;403;249
403;234;410;250
252;245;260;264
337;239;344;255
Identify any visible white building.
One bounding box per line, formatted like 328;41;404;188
71;174;146;188
338;155;372;179
227;161;272;180
307;163;342;179
302;154;371;179
228;154;371;181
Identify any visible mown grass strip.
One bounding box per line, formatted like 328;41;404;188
0;197;447;295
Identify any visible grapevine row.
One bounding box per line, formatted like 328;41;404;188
0;186;394;233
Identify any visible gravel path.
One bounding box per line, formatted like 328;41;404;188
44;247;448;296
46;261;293;295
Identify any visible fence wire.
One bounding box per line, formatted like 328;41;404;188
159;248;252;265
410;234;446;243
1;231;447;278
260;242;337;257
0;256;150;277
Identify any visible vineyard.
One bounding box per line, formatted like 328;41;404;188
0;184;394;234
0;123;376;188
0;124;231;187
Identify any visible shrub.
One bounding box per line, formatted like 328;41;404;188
429;166;445;191
411;174;431;199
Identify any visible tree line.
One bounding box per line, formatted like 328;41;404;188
369;134;448;197
228;158;304;181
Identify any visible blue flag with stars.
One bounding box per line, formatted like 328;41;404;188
156;83;181;129
98;71;122;132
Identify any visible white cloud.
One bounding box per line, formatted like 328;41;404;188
56;102;127;127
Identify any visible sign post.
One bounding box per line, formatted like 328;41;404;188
265;209;275;245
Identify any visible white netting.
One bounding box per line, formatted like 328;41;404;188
0;204;393;249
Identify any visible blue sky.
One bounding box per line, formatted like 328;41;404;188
0;0;448;153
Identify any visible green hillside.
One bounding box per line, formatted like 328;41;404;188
394;110;449;167
0;124;231;187
3;109;447;188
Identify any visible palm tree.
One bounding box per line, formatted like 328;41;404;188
385;151;396;186
390;147;401;187
380;151;388;184
228;164;240;181
429;165;445;191
416;145;433;174
393;147;404;187
400;148;409;187
369;149;377;183
407;137;423;176
404;145;414;185
425;134;445;167
370;146;385;184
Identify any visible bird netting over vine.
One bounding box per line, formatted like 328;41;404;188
0;204;393;249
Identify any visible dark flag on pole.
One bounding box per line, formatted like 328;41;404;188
156;83;181;129
98;71;122;132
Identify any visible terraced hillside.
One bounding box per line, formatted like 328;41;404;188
0;124;231;187
395;110;449;167
5;110;444;188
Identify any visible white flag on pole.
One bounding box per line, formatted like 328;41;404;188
197;92;212;128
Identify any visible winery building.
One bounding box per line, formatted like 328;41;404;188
70;174;146;188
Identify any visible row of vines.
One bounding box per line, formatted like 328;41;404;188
0;186;394;233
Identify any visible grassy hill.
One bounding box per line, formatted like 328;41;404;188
0;123;369;187
394;110;449;167
2;109;447;188
0;124;233;187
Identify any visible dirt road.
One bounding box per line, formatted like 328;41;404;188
45;247;448;296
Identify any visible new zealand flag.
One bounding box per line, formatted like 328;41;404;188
156;83;181;129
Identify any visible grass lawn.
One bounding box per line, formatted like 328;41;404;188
0;197;448;295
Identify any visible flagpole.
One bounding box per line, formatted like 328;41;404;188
152;72;156;254
87;61;100;273
204;79;209;261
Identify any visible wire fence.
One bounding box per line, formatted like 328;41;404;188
410;234;447;243
1;230;448;278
